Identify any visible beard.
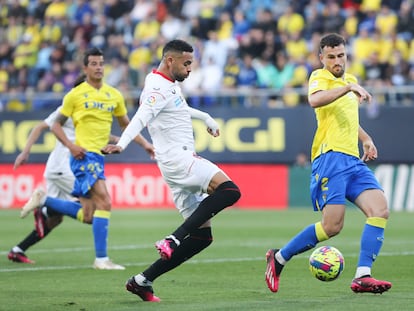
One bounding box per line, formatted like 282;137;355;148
332;65;345;78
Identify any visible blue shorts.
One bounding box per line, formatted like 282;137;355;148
310;151;382;211
70;152;106;197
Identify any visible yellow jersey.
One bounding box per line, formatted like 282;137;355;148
308;68;360;161
61;81;127;154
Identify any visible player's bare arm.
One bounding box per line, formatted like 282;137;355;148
359;126;377;162
349;83;372;103
115;115;155;158
51;113;86;159
188;107;220;137
308;86;352;108
14;121;49;170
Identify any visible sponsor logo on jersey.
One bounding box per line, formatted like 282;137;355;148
146;95;156;105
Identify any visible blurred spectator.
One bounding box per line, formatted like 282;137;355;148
237;53;260;107
201;30;229;69
200;56;223;106
90;13;113;49
396;1;414;41
285;31;308;62
130;0;155;24
6;15;25;47
271;51;295;90
232;9;250;41
343;6;359;38
181;58;203;107
294;151;310;168
0;62;8;92
375;4;398;37
8;0;28;22
73;0;95;26
28;40;54;87
322;2;345;34
44;0;68;22
40;15;63;43
221;53;240;106
6;86;27;111
2;0;414;110
303;1;324;40
160;13;190;40
13;34;37;72
363;50;390;94
133;11;160;44
104;0;133;22
113;13;135;46
277;4;305;37
238;27;266;59
352;27;376;63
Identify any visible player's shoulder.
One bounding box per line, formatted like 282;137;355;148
310;68;329;79
344;72;358;84
143;71;174;95
102;82;124;97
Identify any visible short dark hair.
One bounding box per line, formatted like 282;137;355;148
162;39;193;57
83;47;104;66
319;33;346;52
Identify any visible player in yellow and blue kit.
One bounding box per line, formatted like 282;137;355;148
265;33;392;294
30;47;154;270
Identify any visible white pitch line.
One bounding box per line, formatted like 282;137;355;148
1;250;413;273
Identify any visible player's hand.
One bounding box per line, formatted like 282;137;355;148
143;143;155;160
101;144;123;154
70;144;87;160
206;117;220;137
361;140;377;162
349;83;372;104
14;152;29;170
207;127;220;137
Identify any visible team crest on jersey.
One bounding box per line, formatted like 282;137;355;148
310;80;318;89
146;95;156;105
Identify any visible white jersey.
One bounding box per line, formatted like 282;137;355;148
118;70;223;217
139;70;196;157
43;106;75;179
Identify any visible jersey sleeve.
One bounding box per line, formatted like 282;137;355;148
44;106;62;128
308;69;329;95
112;89;128;117
60;91;74;117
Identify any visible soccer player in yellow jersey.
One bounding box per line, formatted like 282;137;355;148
265;33;392;294
47;47;154;270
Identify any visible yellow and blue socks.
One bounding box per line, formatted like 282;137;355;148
93;210;110;258
355;217;386;278
280;222;328;261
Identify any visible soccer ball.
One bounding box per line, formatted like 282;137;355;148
309;246;344;282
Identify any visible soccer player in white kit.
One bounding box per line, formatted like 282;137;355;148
8;105;78;263
102;39;241;302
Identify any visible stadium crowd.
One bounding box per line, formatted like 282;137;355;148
1;0;414;111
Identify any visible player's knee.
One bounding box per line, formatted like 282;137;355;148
191;227;213;248
322;221;343;237
375;205;389;219
216;181;241;205
82;214;93;224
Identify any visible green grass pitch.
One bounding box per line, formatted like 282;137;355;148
1;208;413;311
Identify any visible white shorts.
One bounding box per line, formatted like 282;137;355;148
45;172;75;201
157;149;223;218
